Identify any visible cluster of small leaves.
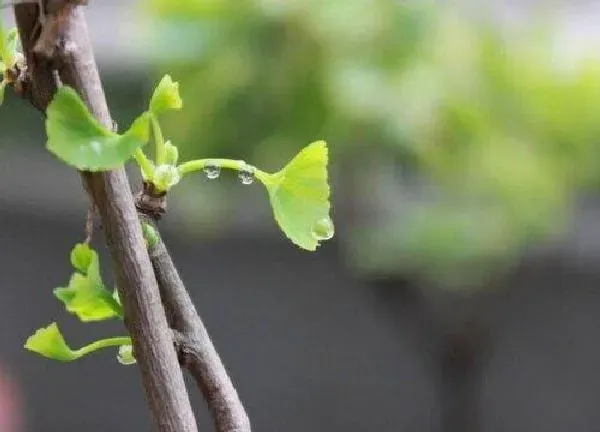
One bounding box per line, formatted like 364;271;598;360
0;21;21;105
28;73;333;363
46;75;334;251
25;244;134;364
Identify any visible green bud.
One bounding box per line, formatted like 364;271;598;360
164;140;179;166
152;164;181;192
149;74;182;114
117;345;136;365
141;223;160;249
70;243;94;274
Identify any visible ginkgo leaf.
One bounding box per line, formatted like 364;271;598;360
54;274;122;322
54;243;123;322
24;323;79;361
257;140;334;251
25;323;132;363
46;86;150;170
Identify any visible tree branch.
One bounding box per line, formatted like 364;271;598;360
13;4;198;431
147;228;251;432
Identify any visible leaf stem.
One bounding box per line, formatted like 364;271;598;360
177;158;271;183
74;336;132;357
152;114;166;165
133;148;155;180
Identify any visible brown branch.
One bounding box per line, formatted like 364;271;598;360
147;227;251;432
13;3;198;431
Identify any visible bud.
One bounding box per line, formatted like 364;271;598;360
149;74;183;114
164;140;179;166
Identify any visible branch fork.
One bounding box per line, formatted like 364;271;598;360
13;1;251;431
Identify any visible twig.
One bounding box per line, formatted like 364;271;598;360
13;3;198;431
83;201;94;244
147;234;251;432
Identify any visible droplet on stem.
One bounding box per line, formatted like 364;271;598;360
238;164;255;185
204;162;221;180
311;217;334;241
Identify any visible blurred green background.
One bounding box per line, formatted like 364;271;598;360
136;0;600;288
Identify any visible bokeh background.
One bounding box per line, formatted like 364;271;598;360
3;0;600;431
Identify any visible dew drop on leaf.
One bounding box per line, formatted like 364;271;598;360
238;164;255;185
311;217;335;241
203;163;221;180
90;140;102;155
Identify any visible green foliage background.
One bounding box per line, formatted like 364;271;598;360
141;0;600;288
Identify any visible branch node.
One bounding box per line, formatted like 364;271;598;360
136;182;167;220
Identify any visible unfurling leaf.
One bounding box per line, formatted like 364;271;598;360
149;74;182;114
70;243;94;274
257;140;334;251
24;323;79;361
0;26;19;68
25;323;132;363
54;243;123;322
46;86;150;170
152;163;181;191
164;140;179;165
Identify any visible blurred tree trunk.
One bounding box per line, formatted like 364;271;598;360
372;278;492;432
438;320;485;432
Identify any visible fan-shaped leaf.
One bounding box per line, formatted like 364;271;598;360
24;323;79;362
46;86;150;170
257;140;334;251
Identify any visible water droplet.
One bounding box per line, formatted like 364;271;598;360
90;140;102;155
238;164;255;185
311;217;334;241
203;163;221;180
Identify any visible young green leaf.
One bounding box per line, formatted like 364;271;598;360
152;164;181;191
0;23;9;65
149;74;183;114
46;86;150;170
54;274;122;322
164;140;179;165
70;243;94;274
25;323;80;361
25;323;132;363
3;28;18;67
54;243;123;321
257;140;334;251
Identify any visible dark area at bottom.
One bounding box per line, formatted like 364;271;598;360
1;208;600;432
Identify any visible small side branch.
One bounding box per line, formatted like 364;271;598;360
149;237;251;432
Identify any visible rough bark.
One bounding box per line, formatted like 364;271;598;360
148;236;251;432
13;3;198;431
